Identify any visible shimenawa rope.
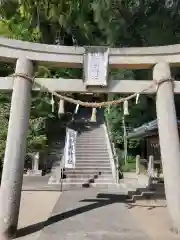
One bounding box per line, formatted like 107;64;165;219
11;73;174;108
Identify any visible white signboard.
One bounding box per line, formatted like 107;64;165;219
64;128;77;169
84;47;109;87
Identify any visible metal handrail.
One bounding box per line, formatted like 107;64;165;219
104;115;120;183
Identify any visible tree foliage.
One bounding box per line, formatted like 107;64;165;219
1;0;180;46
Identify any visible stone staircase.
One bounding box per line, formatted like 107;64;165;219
119;172;165;202
48;121;116;190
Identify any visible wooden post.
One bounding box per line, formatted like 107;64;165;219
147;155;154;189
122;116;128;165
0;58;34;238
148;155;154;177
136;155;140;175
153;62;180;233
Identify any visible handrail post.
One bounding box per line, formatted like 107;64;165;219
104;114;120;184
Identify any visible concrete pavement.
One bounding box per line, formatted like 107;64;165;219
37;188;150;240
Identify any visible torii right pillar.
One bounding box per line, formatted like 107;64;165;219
153;62;180;233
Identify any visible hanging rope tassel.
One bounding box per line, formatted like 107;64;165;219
123;100;129;116
74;104;79;114
58;99;65;116
107;104;110;114
136;93;140;104
50;94;55;113
91;107;97;122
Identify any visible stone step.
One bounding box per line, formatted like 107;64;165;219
78;138;105;141
76;146;107;149
127;189;165;201
76;157;109;161
76;142;107;145
77;136;105;139
76;152;109;156
77;139;106;142
76;152;109;155
62;178;115;183
76;156;110;159
48;154;110;159
76;141;106;145
78;137;106;140
76;145;107;148
63;173;112;178
96;175;114;179
75;160;110;164
77;138;106;142
79;130;104;134
79;129;104;132
77;141;105;144
64;169;112;174
76;154;109;158
75;163;110;167
76;155;109;159
75;160;110;163
76;149;108;153
62;179;93;183
64;173;112;178
68;166;111;170
73;166;110;169
95;179;115;183
48;182;117;190
79;131;105;134
76;156;110;160
77;134;105;137
78;131;104;134
75;154;109;158
63;177;113;183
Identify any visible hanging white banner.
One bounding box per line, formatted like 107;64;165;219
64;128;77;169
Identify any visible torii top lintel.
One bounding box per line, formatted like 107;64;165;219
1;37;180;69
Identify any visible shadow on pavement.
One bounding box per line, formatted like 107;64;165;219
16;193;127;238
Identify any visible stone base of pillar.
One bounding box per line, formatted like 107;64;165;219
0;231;16;240
26;169;42;176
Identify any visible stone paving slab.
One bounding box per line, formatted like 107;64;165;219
37;188;150;240
129;201;179;240
16;191;60;240
22;175;62;191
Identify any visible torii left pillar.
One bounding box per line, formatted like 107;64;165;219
0;58;34;239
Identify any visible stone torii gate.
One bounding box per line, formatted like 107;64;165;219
0;37;180;238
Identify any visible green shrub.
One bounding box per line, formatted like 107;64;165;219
121;162;136;172
120;155;136;172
